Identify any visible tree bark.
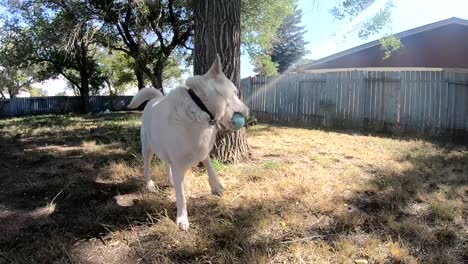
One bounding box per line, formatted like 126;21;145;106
79;68;90;113
78;39;90;113
105;79;114;96
152;61;165;92
135;64;145;90
193;0;250;163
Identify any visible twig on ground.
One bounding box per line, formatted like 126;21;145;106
280;235;326;244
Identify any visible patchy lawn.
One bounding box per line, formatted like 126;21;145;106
0;113;466;263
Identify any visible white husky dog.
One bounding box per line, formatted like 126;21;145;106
127;55;249;230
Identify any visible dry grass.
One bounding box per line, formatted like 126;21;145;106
0;113;466;263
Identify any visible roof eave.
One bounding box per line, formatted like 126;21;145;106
304;17;468;70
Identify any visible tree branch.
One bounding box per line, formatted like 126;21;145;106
58;69;80;89
115;24;131;48
107;43;131;55
168;0;178;39
147;3;165;50
182;42;194;51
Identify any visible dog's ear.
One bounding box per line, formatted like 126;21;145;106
206;54;222;76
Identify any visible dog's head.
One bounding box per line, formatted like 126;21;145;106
185;55;249;130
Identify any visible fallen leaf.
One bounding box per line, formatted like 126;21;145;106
355;259;368;264
108;240;120;247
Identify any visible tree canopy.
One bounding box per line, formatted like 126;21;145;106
241;0;296;75
91;0;193;91
0;0;396;110
330;0;394;39
266;5;308;74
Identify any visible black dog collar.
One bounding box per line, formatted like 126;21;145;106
187;89;216;125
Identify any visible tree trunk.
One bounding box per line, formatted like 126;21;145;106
193;0;250;163
193;0;241;86
135;64;145;90
105;79;114;96
79;69;90;113
150;61;164;93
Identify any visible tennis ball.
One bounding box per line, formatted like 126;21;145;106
232;112;245;130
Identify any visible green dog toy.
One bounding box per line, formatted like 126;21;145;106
232;112;245;130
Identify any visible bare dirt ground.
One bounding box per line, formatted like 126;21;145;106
0;113;466;263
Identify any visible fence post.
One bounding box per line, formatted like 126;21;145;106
293;73;300;124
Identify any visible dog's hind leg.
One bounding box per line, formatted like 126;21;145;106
143;148;157;192
165;162;174;187
202;158;224;196
172;165;190;230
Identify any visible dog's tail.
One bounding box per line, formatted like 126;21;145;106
127;88;163;109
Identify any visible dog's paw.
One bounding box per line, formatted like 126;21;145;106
146;181;157;193
211;185;225;196
176;216;190;231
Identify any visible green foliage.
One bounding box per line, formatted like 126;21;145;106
0;0;397;98
97;49;136;95
358;1;394;39
252;0;395;75
269;5;308;74
211;158;225;172
54;91;67;96
241;0;296;73
380;35;402;59
0;0;107;103
0;67;36;98
162;54;190;87
330;0;395;40
91;0;192;90
253;54;279;76
29;87;48;97
330;0;375;20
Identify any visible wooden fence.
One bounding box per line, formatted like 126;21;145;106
240;69;468;138
0;96;133;118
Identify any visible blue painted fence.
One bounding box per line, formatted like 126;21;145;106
0;96;134;118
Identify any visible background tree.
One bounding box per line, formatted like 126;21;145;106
330;0;394;39
54;91;67;96
330;0;400;59
193;0;250;163
96;48;137;96
253;0;396;75
0;67;35;98
268;5;308;74
92;0;193;91
1;0;106;112
0;9;40;99
29;87;48;97
241;0;296;76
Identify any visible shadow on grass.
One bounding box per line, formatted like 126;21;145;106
0;132;295;263
0;113;145;262
0;113;293;263
1;114;466;263
343;146;467;263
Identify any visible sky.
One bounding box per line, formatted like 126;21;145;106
33;0;468;95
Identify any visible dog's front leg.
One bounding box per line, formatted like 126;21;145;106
202;158;224;196
172;166;189;230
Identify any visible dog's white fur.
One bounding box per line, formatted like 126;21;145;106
128;55;249;230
